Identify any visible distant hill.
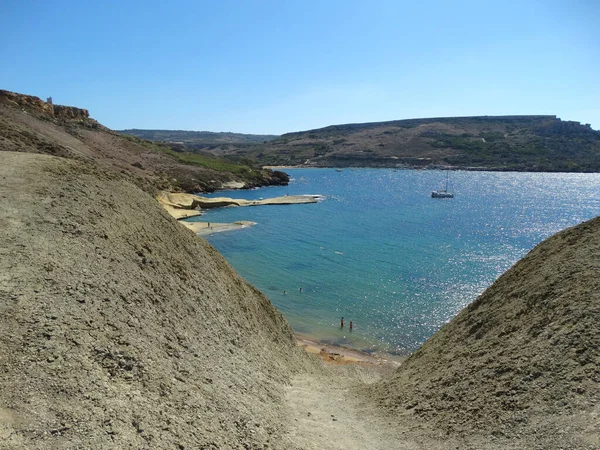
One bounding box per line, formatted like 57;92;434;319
119;129;279;153
224;115;600;172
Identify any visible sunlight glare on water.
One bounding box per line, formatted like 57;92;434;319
189;169;600;355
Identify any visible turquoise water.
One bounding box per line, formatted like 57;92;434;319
188;169;600;355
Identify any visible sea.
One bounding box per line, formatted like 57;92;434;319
187;169;600;356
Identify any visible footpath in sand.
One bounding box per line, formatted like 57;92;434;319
285;342;421;450
283;362;530;450
285;367;404;450
283;360;453;450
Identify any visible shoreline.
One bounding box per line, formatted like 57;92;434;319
181;220;256;236
158;191;319;210
158;192;321;236
295;333;406;368
163;186;403;368
167;189;407;367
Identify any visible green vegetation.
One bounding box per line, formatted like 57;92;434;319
120;116;600;172
118;129;279;149
121;133;270;182
243;116;600;171
162;148;262;177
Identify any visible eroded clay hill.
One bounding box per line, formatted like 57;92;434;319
0;152;313;449
368;216;600;449
2;89;599;450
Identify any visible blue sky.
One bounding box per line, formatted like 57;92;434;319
1;0;598;134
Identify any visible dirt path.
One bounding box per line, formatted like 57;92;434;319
283;364;509;450
284;367;416;450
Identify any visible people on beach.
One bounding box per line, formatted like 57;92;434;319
340;317;344;328
349;321;353;331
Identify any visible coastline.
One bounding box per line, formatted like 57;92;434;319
158;191;321;236
157;191;319;210
181;220;256;236
168;185;406;365
262;165;306;169
295;333;406;368
162;183;401;367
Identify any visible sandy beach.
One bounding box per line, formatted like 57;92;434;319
295;334;405;368
167;191;405;367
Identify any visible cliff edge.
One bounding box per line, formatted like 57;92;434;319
0;90;95;124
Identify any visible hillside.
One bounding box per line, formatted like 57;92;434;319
225;115;600;171
0;90;288;193
368;216;600;448
0;151;317;449
119;129;278;153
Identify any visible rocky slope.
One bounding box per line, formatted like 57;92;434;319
224;115;600;171
368;216;600;448
0;151;315;449
0;90;288;193
2;89;599;449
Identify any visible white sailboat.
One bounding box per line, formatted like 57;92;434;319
431;171;454;198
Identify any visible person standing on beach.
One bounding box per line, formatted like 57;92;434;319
340;317;344;328
349;321;353;331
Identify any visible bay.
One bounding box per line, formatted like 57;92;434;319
188;169;600;355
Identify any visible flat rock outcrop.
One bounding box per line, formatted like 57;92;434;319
182;220;257;235
157;191;319;212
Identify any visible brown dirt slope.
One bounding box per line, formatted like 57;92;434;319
368;216;600;449
0;89;287;193
0;152;314;449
